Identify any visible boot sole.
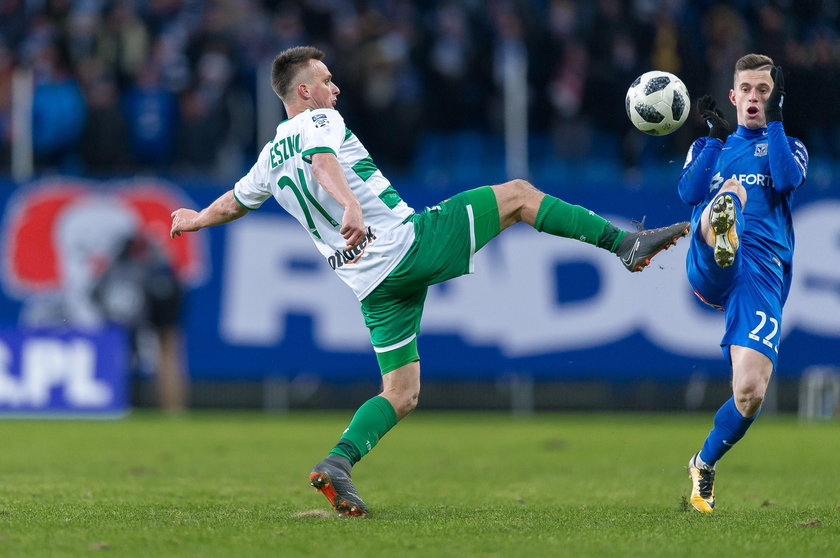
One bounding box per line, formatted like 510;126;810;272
711;195;737;268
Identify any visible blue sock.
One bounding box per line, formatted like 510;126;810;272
699;397;759;467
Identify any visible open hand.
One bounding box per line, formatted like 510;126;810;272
697;95;730;141
765;65;785;122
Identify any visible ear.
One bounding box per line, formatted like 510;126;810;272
297;82;310;100
728;89;736;106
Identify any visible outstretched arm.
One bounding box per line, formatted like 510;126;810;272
311;152;366;250
170;190;249;238
678;95;730;206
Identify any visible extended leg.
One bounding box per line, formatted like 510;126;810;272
490;179;689;272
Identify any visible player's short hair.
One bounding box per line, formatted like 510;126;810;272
271;46;325;101
733;53;774;82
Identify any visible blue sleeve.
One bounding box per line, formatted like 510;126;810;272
678;137;723;206
767;121;808;192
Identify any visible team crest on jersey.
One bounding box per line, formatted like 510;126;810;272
312;114;329;128
754;143;768;157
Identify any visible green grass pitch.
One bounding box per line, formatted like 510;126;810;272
1;411;838;557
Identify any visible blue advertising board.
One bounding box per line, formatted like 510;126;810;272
0;175;837;387
0;327;128;416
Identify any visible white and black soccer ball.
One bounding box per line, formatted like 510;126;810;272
625;71;690;136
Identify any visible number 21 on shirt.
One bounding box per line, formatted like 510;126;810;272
278;168;339;240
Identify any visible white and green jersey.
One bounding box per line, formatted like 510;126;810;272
233;108;416;300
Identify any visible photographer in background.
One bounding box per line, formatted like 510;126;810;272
94;231;187;412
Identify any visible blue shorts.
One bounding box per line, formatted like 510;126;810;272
686;223;784;369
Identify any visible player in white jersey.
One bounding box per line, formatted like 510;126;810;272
233;96;416;300
170;46;690;517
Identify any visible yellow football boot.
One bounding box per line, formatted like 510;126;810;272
688;453;715;513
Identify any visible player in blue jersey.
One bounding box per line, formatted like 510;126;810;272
679;53;808;513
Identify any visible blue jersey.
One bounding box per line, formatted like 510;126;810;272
679;121;808;300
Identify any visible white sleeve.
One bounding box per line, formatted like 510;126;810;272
300;108;346;162
233;147;272;209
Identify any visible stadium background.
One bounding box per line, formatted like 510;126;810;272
0;0;837;415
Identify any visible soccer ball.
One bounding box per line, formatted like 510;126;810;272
625;71;690;136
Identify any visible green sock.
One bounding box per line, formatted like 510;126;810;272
329;396;398;465
534;195;626;252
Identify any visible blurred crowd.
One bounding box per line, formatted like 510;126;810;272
0;0;839;184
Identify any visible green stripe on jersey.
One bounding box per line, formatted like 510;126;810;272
378;185;403;210
352;156;378;181
302;146;335;163
344;127;353;140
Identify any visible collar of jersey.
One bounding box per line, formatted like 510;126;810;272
734;125;768;139
278;108;315;127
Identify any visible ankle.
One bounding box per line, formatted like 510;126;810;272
324;454;352;475
694;453;714;471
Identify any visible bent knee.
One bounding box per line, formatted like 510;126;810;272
394;393;419;419
734;385;765;415
403;393;419;415
494;179;543;227
382;387;420;419
508;178;535;193
497;178;537;202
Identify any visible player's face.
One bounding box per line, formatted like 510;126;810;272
306;60;340;109
729;69;773;129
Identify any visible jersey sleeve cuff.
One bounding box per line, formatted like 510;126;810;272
233;191;258;210
302;147;336;164
767;120;785;132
